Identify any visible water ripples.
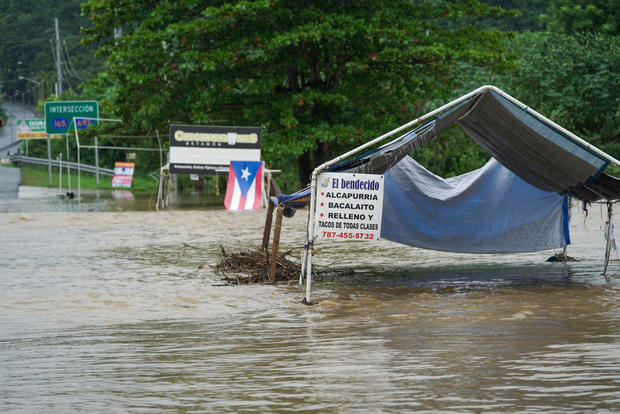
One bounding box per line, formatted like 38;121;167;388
1;201;620;411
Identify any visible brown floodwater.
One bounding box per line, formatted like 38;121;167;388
1;187;619;412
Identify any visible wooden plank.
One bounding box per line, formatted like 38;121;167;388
269;205;285;283
262;198;276;254
291;195;310;205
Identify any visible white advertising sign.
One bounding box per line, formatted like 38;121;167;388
169;124;261;175
314;172;384;241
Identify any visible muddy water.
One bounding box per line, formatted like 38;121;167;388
1;189;619;412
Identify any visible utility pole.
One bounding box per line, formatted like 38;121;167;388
55;18;62;96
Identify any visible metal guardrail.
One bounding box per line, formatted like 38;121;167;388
10;154;115;176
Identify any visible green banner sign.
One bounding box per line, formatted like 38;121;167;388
44;100;99;134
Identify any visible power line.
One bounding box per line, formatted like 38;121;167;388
62;40;83;81
50;34;72;93
0;34;84;46
60;57;73;91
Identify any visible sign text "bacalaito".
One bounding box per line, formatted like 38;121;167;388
314;172;384;241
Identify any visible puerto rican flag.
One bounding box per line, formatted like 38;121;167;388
224;161;263;210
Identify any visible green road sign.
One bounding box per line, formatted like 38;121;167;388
44;100;99;134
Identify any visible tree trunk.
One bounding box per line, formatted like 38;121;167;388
298;151;312;186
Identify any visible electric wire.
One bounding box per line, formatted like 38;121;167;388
62;40;83;81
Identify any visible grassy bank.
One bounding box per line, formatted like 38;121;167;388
19;164;159;193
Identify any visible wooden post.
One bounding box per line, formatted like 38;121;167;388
269;205;285;283
262;198;276;254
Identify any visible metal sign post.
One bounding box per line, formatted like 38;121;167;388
94;136;99;186
47;136;52;185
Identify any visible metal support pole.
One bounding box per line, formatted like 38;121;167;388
305;245;313;304
74;119;82;199
58;153;62;194
65;134;71;194
47;136;52;186
299;204;311;285
303;172;318;304
156;169;163;211
155;130;163;170
165;172;171;207
55;18;62;96
604;202;613;277
299;245;308;285
77;141;81;200
94;136;99;186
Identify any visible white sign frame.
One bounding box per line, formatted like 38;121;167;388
169;124;261;175
314;172;384;241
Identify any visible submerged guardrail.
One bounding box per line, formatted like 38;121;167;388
9;154;115;176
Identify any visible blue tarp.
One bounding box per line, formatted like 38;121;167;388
277;188;311;209
380;156;569;253
273;88;620;254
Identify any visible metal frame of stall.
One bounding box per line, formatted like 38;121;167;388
298;85;620;304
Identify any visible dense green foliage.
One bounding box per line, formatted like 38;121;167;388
7;0;620;192
79;0;512;189
0;0;101;104
480;0;549;31
544;0;619;35
414;30;620;176
502;32;619;152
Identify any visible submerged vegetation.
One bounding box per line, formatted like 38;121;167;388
215;244;354;284
19;164;158;193
216;245;302;284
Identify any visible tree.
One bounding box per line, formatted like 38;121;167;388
543;0;619;35
455;31;619;161
510;32;619;154
479;0;550;32
0;0;101;102
82;0;513;189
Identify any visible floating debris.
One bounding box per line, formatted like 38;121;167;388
546;252;579;262
215;244;354;285
216;245;300;284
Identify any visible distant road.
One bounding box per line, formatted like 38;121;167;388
0;166;21;199
0;101;36;157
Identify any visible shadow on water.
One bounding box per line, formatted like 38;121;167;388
0;186;225;212
316;262;579;292
77;190;226;211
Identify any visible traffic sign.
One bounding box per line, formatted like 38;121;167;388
44;100;99;134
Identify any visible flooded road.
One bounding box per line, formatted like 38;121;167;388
1;188;619;412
